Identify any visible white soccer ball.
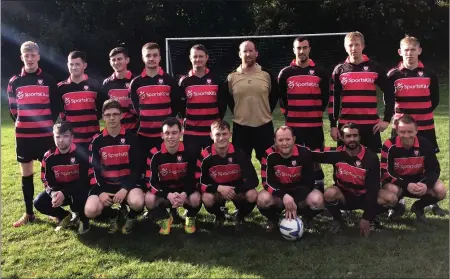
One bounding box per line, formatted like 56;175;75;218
279;217;304;241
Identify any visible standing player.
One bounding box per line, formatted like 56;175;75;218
102;47;138;133
380;115;446;222
329;31;394;153
387;35;445;216
257;126;324;232
129;42;182;187
316;123;397;236
33;121;90;234
144;118;201;235
178;44;227;157
58;51;106;159
278;36;329;191
197;120;259;231
7;41;61;227
226;40;279;162
84;100;144;234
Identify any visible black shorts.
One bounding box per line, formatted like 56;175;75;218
286;186;315;204
292;127;325;150
138;135;163;175
183;134;213;157
16;136;54;163
341;190;366;210
391;128;439;154
88;184;140;196
232;121;274;162
338;124;381;153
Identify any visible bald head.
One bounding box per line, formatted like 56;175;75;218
239;40;258;67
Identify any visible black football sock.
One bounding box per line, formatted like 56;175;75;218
22;175;35;215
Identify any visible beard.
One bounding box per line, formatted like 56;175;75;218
345;141;359;150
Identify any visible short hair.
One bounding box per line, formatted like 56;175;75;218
190;44;209;56
68;51;87;62
109;47;128;58
102;99;122;114
400;35;420;47
339;122;360;137
53;121;73;135
211;120;231;132
293;36;310;46
239;40;257;51
345;31;365;46
395;114;417;127
274;125;294;138
142;42;160;53
161;117;182;132
20;41;39;54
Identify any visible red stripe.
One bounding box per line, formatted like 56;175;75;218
381;150;388;159
66;115;98;122
16;132;53;138
139;121;163;128
18;109;52;116
288;100;322;107
186;108;219;116
396;101;432;109
183;130;211;136
288;111;322;118
90;178;97;185
418;124;435;130
261;170;267;177
185;119;217;127
286;122;322;128
16;120;53;128
138;132;161;137
338;119;379;125
341;108;378;115
140;108;171;117
266;185;274;194
73;126;100;133
103;169;131;178
342;96;377;103
195;173;201;179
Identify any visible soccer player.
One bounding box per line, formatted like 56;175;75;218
380;115;446;223
7;41;60;227
84;100;144;234
316;123;397;237
102;46;138;133
197;120;258;231
329;31;395;153
58;51;106;159
387;35;445;216
278;36;329;191
257;126;324;232
129;42;182;187
33;121;90;234
144;117;201;235
226;40;279;162
178;44;227;157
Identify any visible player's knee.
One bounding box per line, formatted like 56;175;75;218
257;190;272;208
84;199;100;218
189;192;201;207
19;162;34;177
307;190;324;209
379;190;398;206
128;189;145;210
383;183;400;196
433;180;447;200
245;189;258;203
144;192;157;209
201;193;216;207
33;195;45;212
324;187;338;202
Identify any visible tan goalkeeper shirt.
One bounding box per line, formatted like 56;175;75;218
226;64;278;127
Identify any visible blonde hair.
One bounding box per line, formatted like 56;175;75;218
400;35;420;47
20;41;39;54
344;31;365;46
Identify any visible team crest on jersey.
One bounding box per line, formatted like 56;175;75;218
177;155;182;162
206;78;212;84
355;160;362;167
418;71;424;77
309;69;315;75
414;150;419;156
158;78;164;84
228;157;233;163
363;66;369;71
125;82;130;88
120;138;125;144
83;85;89;90
292;160;297;166
70;157;76;164
37;79;43;85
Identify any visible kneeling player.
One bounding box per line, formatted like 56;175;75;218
257;126;324;232
144;117;201;235
197;120;258;231
34;121;90;234
316;123;397;237
84;100;144;234
381;115;446;222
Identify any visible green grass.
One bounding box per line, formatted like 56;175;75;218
2;84;449;278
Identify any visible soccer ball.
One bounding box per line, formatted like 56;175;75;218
279;217;304;241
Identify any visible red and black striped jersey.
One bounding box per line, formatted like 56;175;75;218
313;145;380;220
178;69;227;136
380;136;439;189
41;143;89;195
88;127;140;192
330;55;394;127
6;68;60;138
278;59;329;128
387;61;439;131
129;68;182;138
196;143;258;193
146;142;196;198
58;75;106;144
102;71;138;133
261;144;315;198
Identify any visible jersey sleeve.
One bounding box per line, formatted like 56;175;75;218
311;147;342;165
88;136;104;188
429;71;439;111
122;134;140;191
129;77;140;116
177;76;187;118
261;149;286;199
217;80;228;120
6;76;18;122
380;139;408;189
318;67;330;112
146;148;166;198
375;64;395;122
48;75;61;122
41;151;55;194
330;64;341;128
169;75;184;118
197;149;219;193
277;67;288;118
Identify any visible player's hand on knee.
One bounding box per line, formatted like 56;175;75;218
359;218;371;237
407;183;419;194
113;188;128;204
99;192;113;207
177;192;187;206
218;185;235;200
416;182;428;196
168;193;180;208
330;127;339;141
51;191;65;208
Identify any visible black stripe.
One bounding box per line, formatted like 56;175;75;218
340;114;379;120
287;105;323;111
140;115;170;122
121;117;138;124
341;103;378;108
336;181;365;189
287;94;322;100
341;90;376;97
184;125;211;132
396;96;431;102
397;108;433;114
138;127;161;134
186;114;220;121
70;120;100;127
186;103;219;109
18;103;51;110
287;117;323;123
101;164;131;171
416;119;434;126
15;127;53;134
140;103;171;110
17;115;53;121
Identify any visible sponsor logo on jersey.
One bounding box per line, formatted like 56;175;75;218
287;80;319;90
102;151;128;160
16;90;49;100
340;76;375;86
64;97;95;105
185;90;217;98
395;82;429;92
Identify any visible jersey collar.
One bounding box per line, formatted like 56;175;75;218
102;126;126;137
55;143;77;155
398;61;425;71
20;67;42;77
344;54;369;64
112;70;132;80
395;136;420;148
290;59;315;67
188;68;210;77
211;143;235;156
140;67;164;78
161;142;185;154
67;74;88;83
